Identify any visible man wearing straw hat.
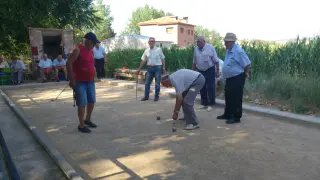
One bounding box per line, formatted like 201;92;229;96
217;33;251;124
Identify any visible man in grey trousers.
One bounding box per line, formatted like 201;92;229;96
161;69;205;130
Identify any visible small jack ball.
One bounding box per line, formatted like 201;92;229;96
156;116;160;120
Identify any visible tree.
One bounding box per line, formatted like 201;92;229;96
0;0;100;55
122;5;173;35
195;26;224;49
92;0;116;40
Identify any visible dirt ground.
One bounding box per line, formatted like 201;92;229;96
5;83;320;180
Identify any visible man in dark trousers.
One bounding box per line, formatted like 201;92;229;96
193;36;220;112
67;32;99;133
217;33;251;124
93;42;107;79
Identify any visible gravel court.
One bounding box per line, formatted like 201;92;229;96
4;83;320;180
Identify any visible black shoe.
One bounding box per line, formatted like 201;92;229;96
154;97;159;102
78;126;91;133
141;97;149;101
84;120;97;128
56;79;60;82
226;118;241;124
217;114;230;120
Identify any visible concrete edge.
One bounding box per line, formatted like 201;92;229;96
100;78;320;125
0;89;83;180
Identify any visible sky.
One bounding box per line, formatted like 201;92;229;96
104;0;319;41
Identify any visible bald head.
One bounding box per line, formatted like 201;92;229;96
196;36;206;48
160;74;172;88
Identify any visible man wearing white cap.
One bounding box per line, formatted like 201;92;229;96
217;33;251;124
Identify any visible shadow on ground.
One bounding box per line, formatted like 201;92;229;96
4;83;320;180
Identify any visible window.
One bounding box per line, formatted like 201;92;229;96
191;30;194;36
180;27;184;34
188;30;190;35
166;27;173;34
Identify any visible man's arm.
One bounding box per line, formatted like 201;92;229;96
172;93;183;120
66;47;80;83
192;56;197;70
137;50;147;73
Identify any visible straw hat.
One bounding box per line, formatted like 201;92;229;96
224;33;237;41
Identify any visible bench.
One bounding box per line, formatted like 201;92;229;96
114;68;147;84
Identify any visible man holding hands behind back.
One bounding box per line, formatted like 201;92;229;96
193;36;220;112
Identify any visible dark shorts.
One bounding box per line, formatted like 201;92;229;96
75;80;96;106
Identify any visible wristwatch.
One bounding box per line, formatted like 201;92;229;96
173;110;179;114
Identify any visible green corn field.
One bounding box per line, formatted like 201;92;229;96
107;36;320;112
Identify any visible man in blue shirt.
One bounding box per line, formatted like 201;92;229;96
53;54;67;82
39;54;53;82
93;42;107;79
218;33;251;124
10;57;27;85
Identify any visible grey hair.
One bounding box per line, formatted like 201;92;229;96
161;74;170;82
197;36;206;42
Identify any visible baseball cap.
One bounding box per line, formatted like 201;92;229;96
83;32;100;44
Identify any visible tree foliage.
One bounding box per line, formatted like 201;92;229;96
122;5;173;35
92;0;116;41
194;26;224;50
0;0;101;56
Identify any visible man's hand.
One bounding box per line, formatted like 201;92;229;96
216;70;220;78
172;112;178;120
136;68;141;74
69;79;76;90
162;68;166;75
245;71;250;79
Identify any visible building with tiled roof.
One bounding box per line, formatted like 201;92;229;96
138;16;195;47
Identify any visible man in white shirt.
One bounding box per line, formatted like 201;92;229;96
39;54;53;82
10;57;26;85
161;69;205;130
136;37;165;102
53;54;67;82
93;42;107;79
0;55;9;68
193;36;220;112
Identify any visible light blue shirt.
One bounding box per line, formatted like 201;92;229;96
193;43;219;71
39;59;52;68
93;46;106;59
53;59;66;67
222;44;251;78
11;60;26;70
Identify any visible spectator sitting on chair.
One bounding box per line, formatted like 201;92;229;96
0;55;9;68
53;54;67;82
10;57;26;85
39;54;53;82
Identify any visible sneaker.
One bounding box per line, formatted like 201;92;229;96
198;105;207;109
84;120;97;128
56;79;60;82
184;124;200;130
141;97;149;101
78;126;91;133
207;106;213;112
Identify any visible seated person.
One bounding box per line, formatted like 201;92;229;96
39;54;52;82
53;54;67;82
0;55;9;68
10;57;26;85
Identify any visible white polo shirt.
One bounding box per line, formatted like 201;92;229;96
141;47;165;66
39;59;52;68
93;46;106;59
